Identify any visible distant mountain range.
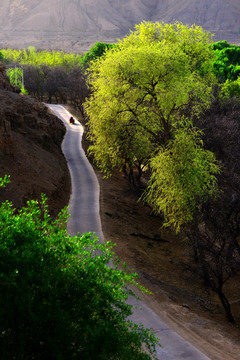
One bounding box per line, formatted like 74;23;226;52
0;0;239;52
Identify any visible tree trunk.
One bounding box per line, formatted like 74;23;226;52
128;167;135;186
217;291;235;323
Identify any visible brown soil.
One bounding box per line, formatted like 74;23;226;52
66;105;240;360
0;64;71;217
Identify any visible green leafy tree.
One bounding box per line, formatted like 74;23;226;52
1;48;83;69
211;41;240;82
6;67;22;87
85;21;217;187
82;42;117;67
220;78;240;100
0;178;158;359
211;40;231;51
6;67;28;94
143;123;220;232
85;21;220;229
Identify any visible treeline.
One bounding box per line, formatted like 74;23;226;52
1;46;83;68
2;39;240;110
0;42;115;113
23;65;89;116
1;42;116;68
2;39;240;111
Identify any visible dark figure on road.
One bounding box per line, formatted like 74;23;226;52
69;116;75;124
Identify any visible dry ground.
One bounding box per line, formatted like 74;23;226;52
66;105;240;360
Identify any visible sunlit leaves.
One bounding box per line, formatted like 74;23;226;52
85;21;220;230
1;47;83;69
85;21;215;180
143;123;220;232
0;175;10;187
6;67;28;94
220;78;240;101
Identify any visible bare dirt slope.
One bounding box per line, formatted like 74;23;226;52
0;63;70;216
0;0;239;52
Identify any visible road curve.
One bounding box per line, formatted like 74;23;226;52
48;104;210;360
48;104;103;240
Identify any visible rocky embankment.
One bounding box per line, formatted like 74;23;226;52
0;63;70;216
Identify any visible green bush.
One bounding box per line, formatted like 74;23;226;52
220;78;240;101
81;42;117;67
0;182;157;359
211;41;240;82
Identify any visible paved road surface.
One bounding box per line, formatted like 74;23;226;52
48;104;210;360
48;104;103;240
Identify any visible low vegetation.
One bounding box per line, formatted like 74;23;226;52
0;177;158;359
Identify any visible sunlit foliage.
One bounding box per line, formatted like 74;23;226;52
143;123;220;232
1;46;83;69
85;21;219;230
6;67;28;94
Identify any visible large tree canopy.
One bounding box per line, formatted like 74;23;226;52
85;22;215;175
85;21;219;230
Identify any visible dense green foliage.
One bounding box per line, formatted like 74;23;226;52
211;40;240;82
1;46;91;108
1;43;115;69
81;42;117;67
220;78;240;101
85;21;219;230
6;67;28;94
0;183;158;359
1;46;83;69
143;123;220;231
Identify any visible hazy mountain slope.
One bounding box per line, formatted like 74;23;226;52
154;0;240;34
0;0;239;52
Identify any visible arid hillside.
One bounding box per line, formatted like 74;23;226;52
0;0;239;52
0;63;70;216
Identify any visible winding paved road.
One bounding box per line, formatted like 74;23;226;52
48;104;103;240
48;104;210;360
